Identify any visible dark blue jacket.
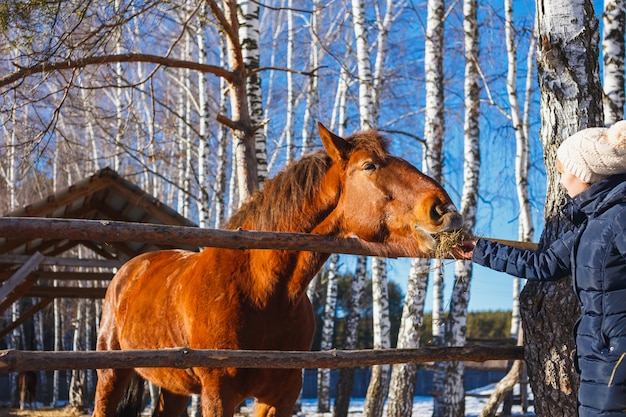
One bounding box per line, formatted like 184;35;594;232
472;174;626;416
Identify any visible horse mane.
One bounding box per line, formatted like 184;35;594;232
226;130;390;233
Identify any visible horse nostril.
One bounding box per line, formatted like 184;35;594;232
431;203;463;229
430;203;444;221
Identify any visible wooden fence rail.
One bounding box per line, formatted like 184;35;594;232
0;345;524;373
0;217;538;259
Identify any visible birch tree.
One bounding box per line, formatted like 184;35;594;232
301;0;321;156
438;0;481;414
602;0;625;125
363;259;391;417
317;254;339;413
238;0;267;187
197;2;211;228
386;259;431;417
522;0;603;414
421;0;446;414
349;0;399;413
479;1;536;414
334;256;367;417
331;56;362;417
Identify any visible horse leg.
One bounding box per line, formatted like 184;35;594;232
19;385;26;411
92;368;135;417
253;371;303;417
199;383;238;417
151;389;189;417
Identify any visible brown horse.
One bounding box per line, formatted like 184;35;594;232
92;123;463;417
18;371;37;410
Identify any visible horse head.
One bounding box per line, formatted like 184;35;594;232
316;122;463;257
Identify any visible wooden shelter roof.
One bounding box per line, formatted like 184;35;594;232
0;168;197;337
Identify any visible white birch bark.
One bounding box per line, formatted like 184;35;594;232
53;297;62;406
317;254;339;413
332;65;358;417
69;299;85;407
371;0;398;122
285;0;295;164
386;259;431;417
351;0;375;130
602;0;625;125
301;0;321;155
363;258;391;417
331;67;351;135
178;25;193;219
238;0;267;185
439;0;481;413
430;262;446;417
423;0;445;182
196;2;210;228
215;34;230;228
334;255;367;417
350;0;396;412
422;0;446;412
113;0;124;172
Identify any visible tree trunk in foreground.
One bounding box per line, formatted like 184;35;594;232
522;0;603;415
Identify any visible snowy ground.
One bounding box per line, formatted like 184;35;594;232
237;385;536;417
297;395;535;417
2;385;535;417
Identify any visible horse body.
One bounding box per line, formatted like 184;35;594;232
93;124;463;417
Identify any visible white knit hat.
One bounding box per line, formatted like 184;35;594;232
556;120;626;184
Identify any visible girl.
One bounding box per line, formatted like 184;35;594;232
460;121;626;416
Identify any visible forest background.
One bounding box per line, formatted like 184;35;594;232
0;0;622;416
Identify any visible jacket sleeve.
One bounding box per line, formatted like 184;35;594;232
471;231;576;281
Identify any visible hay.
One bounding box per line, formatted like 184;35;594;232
433;229;471;260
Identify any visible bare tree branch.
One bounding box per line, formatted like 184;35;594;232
1;53;236;89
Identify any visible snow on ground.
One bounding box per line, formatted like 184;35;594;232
235;388;535;417
298;396;535;417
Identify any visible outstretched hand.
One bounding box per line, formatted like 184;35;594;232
452;239;477;260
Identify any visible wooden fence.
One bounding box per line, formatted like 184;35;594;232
0;217;530;373
0;346;524;373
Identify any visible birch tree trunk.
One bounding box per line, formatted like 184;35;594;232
480;0;536;413
430;262;446;417
363;258;391;417
69;299;85;408
317;254;339;413
351;0;375;130
423;2;446;413
301;0;320;156
177;25;193;219
285;0;295;165
351;0;397;412
238;0;267;186
439;0;481;413
332;63;358;417
214;34;230;228
208;0;257;203
602;0;625;125
522;1;603;414
113;0;124;172
334;255;367;417
196;2;210;229
386;259;431;417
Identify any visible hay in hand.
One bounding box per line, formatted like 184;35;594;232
433;229;472;260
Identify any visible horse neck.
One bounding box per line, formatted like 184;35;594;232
226;159;343;306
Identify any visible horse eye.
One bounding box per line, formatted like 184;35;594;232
363;162;377;172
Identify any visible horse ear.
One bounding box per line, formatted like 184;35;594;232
318;122;352;162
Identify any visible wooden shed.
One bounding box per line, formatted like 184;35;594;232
0;167;197;339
